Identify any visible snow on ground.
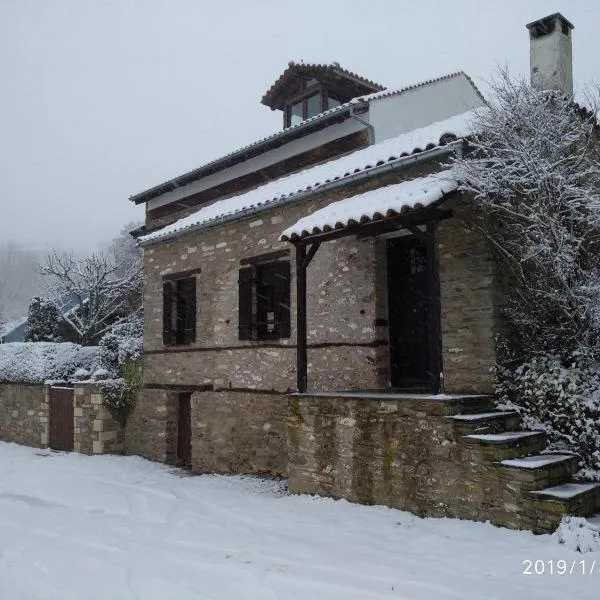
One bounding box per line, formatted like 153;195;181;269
0;442;597;600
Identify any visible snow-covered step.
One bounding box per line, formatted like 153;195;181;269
530;482;600;500
527;482;600;518
461;430;546;461
451;411;520;435
501;454;576;469
498;454;579;490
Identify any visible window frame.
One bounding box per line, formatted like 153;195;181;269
162;271;198;346
284;84;327;128
238;257;291;341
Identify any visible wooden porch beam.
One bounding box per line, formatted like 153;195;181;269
295;244;308;393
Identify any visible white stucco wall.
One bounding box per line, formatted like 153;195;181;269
368;73;486;143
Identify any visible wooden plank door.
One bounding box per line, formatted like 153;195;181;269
49;387;74;451
177;392;192;468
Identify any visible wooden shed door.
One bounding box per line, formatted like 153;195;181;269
387;235;432;388
177;392;192;468
49;387;74;451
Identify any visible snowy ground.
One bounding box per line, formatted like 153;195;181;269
0;442;597;600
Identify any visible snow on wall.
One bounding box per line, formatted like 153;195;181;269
280;170;457;241
0;342;100;385
140;111;478;245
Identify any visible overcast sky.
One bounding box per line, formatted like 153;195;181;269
1;0;598;252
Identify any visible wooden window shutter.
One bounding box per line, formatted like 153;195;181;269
162;280;176;345
177;277;196;344
238;266;253;340
271;261;291;338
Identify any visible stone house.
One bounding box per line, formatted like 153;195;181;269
128;13;600;532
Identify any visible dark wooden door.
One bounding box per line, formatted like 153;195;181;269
177;392;192;468
387;235;432;388
49;387;74;451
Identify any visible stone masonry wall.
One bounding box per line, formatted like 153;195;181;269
143;165;449;394
0;384;47;447
125;388;178;463
74;385;123;455
191;391;287;476
438;195;497;393
287;395;537;530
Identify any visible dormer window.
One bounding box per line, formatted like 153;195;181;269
261;62;384;130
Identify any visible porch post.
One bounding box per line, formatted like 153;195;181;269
295;244;308;393
427;221;443;393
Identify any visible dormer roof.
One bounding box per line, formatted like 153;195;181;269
261;61;384;111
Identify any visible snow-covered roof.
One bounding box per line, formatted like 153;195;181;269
279;171;457;242
130;71;482;205
139;110;477;245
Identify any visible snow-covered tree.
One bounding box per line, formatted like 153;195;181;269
452;71;600;357
23;296;63;342
41;250;142;346
452;71;600;477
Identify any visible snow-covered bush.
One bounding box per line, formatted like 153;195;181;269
98;316;143;425
496;351;600;478
453;71;600;476
0;342;100;384
23;296;63;342
554;516;600;553
98;316;143;377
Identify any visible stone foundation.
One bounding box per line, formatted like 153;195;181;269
191;391;287;476
125;388;178;463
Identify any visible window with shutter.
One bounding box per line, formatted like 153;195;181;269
162;275;197;346
238;259;290;341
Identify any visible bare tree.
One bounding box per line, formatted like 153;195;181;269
452;69;600;357
41;250;142;345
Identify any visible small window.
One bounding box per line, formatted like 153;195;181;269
306;93;320;119
290;101;303;126
163;276;197;345
328;96;341;110
238;260;290;340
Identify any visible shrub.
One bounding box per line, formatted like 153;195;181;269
495;350;600;479
0;342;100;384
98;316;143;425
24;297;63;342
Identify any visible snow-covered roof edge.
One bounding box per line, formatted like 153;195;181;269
138;109;479;246
279;170;458;242
130;71;483;205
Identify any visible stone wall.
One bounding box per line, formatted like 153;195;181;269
438;195;497;393
287;394;542;530
74;385;123;454
0;383;122;454
125;388;178;463
191;391;287;476
0;384;47;447
143;165;496;394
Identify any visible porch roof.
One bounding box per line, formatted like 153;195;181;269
279;170;457;242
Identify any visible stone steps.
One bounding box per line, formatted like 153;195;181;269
497;453;579;491
452;411;521;435
461;431;547;461
526;483;600;526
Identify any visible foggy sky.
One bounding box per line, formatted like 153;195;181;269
1;0;599;251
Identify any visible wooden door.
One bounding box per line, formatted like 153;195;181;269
177;392;192;468
387;235;432;389
49;387;74;451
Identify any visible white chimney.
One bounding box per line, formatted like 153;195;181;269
526;12;574;96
